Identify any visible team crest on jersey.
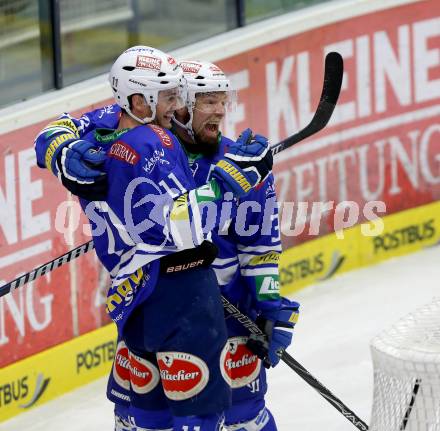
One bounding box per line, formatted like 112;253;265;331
109;141;139;165
220;337;261;388
149;124;174;149
112;341;131;390
157;352;209;400
136;55;162;70
129;352;160;394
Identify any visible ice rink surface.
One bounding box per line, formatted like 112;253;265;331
2;245;439;431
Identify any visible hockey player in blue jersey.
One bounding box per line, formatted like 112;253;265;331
34;46;275;431
166;60;299;431
114;61;298;431
34;50;298;430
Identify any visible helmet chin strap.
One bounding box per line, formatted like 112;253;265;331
172;103;195;139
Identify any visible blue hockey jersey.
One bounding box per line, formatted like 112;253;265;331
185;138;281;315
34;105;282;323
36;108;229;331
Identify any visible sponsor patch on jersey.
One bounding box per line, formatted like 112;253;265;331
129;352;160;394
112;341;131;390
109;141;139;165
136;55;162;70
220;337;261;388
142;148;169;174
249;252;280;266
157;352;209;400
149;124;174;149
179;61;202;75
256;275;280;300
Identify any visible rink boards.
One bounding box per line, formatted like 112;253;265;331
0;323;116;422
280;200;440;294
1;199;439;422
1;0;439;423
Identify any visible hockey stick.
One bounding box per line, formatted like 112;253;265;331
221;296;369;431
0;52;343;298
0;241;95;297
271;51;343;156
399;378;421;430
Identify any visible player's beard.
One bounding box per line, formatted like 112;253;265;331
192;133;219;157
191;119;221;157
173;119;220;157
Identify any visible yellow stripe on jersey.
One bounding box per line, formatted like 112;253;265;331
216;159;252;193
48;118;79;133
249;251;280;266
170;193;190;221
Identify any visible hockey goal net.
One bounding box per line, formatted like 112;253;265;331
369;298;440;431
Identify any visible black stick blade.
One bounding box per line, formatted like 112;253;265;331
271;51;344;155
322;51;344;105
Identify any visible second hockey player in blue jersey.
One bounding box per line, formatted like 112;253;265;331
34;46;275;431
34;50;299;431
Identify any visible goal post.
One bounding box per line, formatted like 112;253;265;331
369;298;440;430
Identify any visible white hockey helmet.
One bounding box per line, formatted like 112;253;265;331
175;60;236;135
109;46;186;124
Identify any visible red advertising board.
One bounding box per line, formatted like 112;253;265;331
0;0;439;366
0;105;112;368
217;0;440;247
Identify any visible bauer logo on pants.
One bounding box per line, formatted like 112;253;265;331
129;352;160;394
112;341;131;390
156;352;209;400
220;337;261;388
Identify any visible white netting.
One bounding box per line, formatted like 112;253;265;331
370;298;440;431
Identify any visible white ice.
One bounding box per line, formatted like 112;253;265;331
2;245;439;431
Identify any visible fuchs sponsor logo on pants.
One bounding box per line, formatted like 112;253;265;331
129;352;160;394
157;352;209;400
113;341;131;390
220;337;261;388
112;342;160;394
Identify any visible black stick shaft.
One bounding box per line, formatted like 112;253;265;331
0;240;95;297
1;53;344;296
400;379;421;430
280;353;369;430
221;296;369;431
271;51;343;156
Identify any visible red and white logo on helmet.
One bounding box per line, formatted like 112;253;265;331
167;55;177;65
179;61;202;75
157;352;209;400
136;55;162;70
220;337;261;388
129;352;160;394
113;341;131;390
